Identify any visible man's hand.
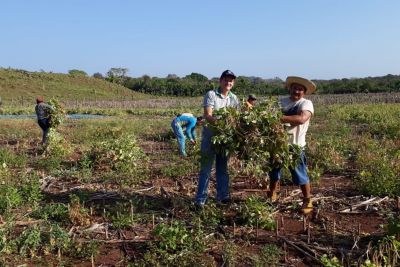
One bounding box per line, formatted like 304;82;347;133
190;139;196;145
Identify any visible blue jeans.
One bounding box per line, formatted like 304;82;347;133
195;127;229;205
269;151;309;185
171;119;187;157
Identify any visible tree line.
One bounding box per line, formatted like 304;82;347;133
87;68;400;96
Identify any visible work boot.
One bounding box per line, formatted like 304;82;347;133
301;198;313;214
191;203;204;212
267;191;278;202
217;198;232;208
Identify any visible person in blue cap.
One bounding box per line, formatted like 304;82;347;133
195;70;240;208
171;113;204;157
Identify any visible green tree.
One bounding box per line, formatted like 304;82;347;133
106;67;129;84
92;72;104;79
68;69;87;76
185;72;208;82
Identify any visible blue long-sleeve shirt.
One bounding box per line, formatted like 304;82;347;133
174;113;197;141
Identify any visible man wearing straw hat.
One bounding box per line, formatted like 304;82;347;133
267;76;316;214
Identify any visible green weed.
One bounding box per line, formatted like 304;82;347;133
320;254;342;267
252;244;281;267
18;225;42;258
0;185;22;214
237;196;276;230
31;203;69;222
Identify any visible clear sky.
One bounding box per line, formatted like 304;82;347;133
1;0;400;80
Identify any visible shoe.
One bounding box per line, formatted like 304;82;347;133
217;198;232;208
267;191;278;202
192;202;204;212
301;198;313;214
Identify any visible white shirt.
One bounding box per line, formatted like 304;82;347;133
280;97;314;147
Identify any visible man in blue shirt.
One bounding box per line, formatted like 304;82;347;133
195;70;240;208
171;113;204;157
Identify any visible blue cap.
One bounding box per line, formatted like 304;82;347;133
220;70;236;79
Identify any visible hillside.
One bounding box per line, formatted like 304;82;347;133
0;68;147;102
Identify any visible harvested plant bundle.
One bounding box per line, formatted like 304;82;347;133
48;98;66;129
209;97;301;173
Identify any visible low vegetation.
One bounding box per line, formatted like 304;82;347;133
0;94;398;265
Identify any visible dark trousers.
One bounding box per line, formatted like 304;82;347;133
38;118;51;144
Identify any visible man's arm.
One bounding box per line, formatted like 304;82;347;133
204;106;216;123
281;110;312;126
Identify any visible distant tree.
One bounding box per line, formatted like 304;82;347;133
106;67;129;84
92;72;104;79
142;75;151;82
185;72;208;82
68;69;87;76
167;74;179;80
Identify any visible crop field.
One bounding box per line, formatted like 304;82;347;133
0;97;399;266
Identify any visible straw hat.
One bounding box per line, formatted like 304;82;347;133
286;76;316;95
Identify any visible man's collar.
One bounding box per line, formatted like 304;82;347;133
216;88;233;97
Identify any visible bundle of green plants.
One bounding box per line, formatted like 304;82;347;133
48;98;66;130
208;98;301;174
44;128;72;158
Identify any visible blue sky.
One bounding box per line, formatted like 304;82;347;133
1;0;400;79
